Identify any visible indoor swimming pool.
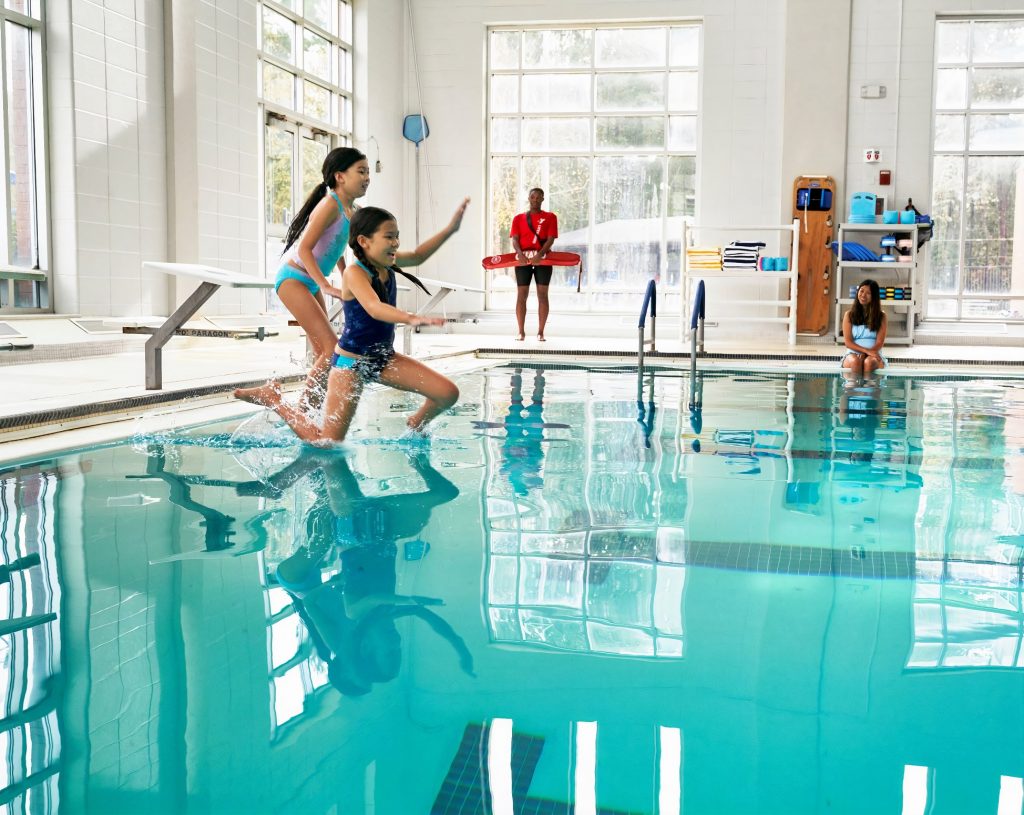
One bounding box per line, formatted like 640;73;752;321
1;364;1022;814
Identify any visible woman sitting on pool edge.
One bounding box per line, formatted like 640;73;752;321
236;206;459;443
842;279;887;375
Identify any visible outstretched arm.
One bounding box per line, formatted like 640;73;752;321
395;198;470;266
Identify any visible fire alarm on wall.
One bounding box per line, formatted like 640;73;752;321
879;169;892;185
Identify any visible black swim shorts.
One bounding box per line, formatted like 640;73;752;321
514;265;553;286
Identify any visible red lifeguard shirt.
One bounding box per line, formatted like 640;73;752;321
510;210;558;252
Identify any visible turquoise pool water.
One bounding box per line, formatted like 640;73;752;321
1;365;1023;814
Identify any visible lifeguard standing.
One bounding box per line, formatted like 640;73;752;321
510;188;558;341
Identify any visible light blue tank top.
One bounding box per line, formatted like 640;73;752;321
852;323;877;346
286;191;350;276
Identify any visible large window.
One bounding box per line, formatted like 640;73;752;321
930;18;1024;321
0;1;47;312
487;24;700;313
258;1;352;282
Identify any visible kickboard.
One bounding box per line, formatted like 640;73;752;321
482;252;581;270
793;176;835;335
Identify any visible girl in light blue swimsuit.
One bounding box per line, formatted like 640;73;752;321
842;279;888;375
239;147;370;412
238;203;471;443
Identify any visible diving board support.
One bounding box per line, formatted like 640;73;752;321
400;276;485;355
140;261;274;389
145;281;220;390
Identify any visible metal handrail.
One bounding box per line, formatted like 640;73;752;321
637;279;657;369
689;280;705;409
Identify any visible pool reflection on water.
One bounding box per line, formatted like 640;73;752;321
0;366;1022;814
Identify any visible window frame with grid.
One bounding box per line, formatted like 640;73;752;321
929;16;1024;322
257;0;354;295
485;23;701;314
0;1;49;314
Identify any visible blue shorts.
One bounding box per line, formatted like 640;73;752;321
275;263;319;296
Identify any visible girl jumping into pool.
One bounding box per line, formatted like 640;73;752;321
842;279;887;374
237;206;461;443
247;146;468;411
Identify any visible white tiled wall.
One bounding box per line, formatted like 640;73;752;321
57;0;167;317
192;0;261;314
52;0;260;317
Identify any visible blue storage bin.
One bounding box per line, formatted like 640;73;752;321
850;192;877;223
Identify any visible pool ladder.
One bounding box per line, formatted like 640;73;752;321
689;279;706;409
637;279;657;370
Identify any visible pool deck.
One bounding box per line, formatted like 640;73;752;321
0;314;1021;459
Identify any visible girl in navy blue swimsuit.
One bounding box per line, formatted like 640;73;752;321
243;206;466;444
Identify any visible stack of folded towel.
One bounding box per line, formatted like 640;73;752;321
722;241;766;269
687;247;722;271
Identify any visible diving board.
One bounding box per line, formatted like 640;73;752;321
140;262;274;390
400;275;485;354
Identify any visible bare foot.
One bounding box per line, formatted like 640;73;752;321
233;380;283;408
515;333;525;341
537;334;546;342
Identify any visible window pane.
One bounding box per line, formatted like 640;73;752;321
667;156;696;218
338;94;351;131
593;156;663;287
929;155;964;294
490;157;519;255
491;118;519;152
5;22;37;268
596;116;665;150
490;75;519;113
262;8;294;63
670;26;699;67
962;156;1022;297
6;0;30;13
265;127;295;229
340;48;352;90
301;137;328;198
523;29;592;69
936;21;969;63
303;0;332;33
596;28;665;68
490;31;520;69
521;74;590;113
262;62;295;107
972;20;1024;63
971;67;1024;109
303;80;330;121
303;29;331;82
596;73;665;111
963;298;1015;317
668;72;698;111
339;1;352;41
936;68;967;108
668;116;697;150
969;113;1024;149
934;114;965;150
522;118;590;152
927;298;958;318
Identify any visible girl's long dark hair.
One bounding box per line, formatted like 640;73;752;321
348;206;431;299
850;278;883;332
283;147;366;252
